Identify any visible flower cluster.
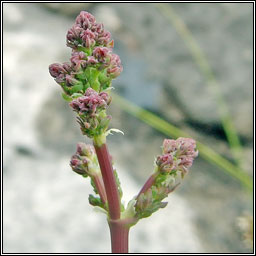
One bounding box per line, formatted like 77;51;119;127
157;137;198;177
70;88;111;115
49;11;122;97
49;11;123;142
70;142;99;177
132;137;198;220
70;142;107;211
70;88;111;138
66;11;113;50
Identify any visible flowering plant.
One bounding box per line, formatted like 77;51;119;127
49;11;198;253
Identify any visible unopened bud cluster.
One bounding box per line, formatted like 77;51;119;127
156;137;198;177
70;142;100;177
134;137;198;220
49;11;123;142
70;88;111;138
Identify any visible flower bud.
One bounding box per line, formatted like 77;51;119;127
162;139;178;154
156;154;174;173
81;29;96;48
93;47;112;64
160;137;198;177
70;142;99;176
69;88;110;116
76;143;94;158
70;51;87;71
49;63;71;84
87;56;98;65
97;30;111;45
65;74;80;87
70;154;89;176
66;24;83;48
75;11;96;30
107;53;123;78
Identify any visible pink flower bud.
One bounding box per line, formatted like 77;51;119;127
65;74;80;86
66;11;114;50
93;47;112;64
75;11;96;30
87;56;98;65
81;29;96;48
49;63;65;78
76;143;94;157
156;154;174;173
66;25;83;48
49;63;72;84
70;51;87;71
70;155;88;175
107;53;123;78
97;30;111;45
160;137;198;176
162;139;178;154
91;23;104;34
69;88;110;116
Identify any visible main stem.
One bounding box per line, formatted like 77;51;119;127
94;142;121;220
109;219;130;253
94;142;128;252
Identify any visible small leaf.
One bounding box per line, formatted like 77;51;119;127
71;93;84;99
88;194;104;209
62;93;72;102
70;82;83;94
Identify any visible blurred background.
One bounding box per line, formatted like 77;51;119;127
3;2;253;253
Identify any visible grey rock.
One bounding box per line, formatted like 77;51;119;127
106;3;253;139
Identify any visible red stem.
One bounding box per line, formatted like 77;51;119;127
137;172;158;198
94;143;121;220
92;175;107;205
109;219;130;253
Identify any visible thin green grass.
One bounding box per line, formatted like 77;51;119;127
155;3;243;168
113;93;252;191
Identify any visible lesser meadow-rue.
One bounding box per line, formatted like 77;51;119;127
49;11;198;253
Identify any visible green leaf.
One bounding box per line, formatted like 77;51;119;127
90;178;98;195
71;93;84;99
70;82;83;94
88;194;104;209
61;93;72;102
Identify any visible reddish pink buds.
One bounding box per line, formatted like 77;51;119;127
157;137;198;177
70;51;87;71
66;11;112;50
156;154;174;173
75;11;96;29
69;88;111;116
70;143;97;176
93;47;112;64
107;53;123;78
49;63;72;84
